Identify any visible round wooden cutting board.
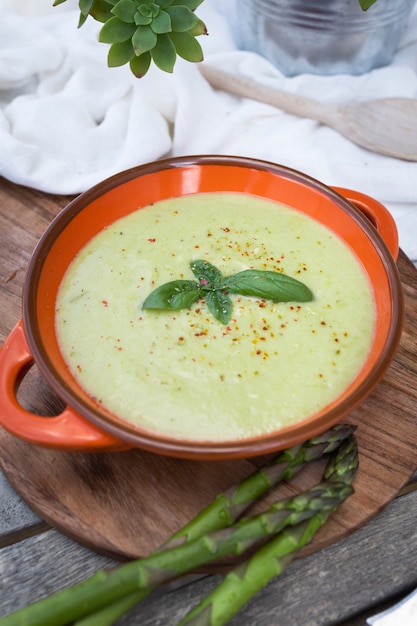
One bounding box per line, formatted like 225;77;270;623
1;251;417;568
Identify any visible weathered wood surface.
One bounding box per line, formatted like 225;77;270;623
1;176;417;624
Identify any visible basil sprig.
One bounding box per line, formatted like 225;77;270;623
142;260;313;324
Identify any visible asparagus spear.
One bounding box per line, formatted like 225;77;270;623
178;511;336;626
178;435;358;626
74;424;355;626
165;423;355;547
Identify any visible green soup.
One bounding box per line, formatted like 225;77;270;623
55;192;375;442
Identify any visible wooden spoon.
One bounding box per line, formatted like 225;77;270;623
199;64;417;161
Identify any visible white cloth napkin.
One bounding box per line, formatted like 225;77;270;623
367;588;417;625
0;0;417;264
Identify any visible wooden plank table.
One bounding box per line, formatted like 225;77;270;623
1;175;417;625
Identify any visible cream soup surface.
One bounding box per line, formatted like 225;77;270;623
55;192;375;442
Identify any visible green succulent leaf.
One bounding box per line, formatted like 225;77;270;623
223;270;314;303
169;31;203;62
88;0;114;23
205;290;233;325
99;16;136;42
130;51;152;76
108;39;135;66
151;34;177;72
188;17;207;37
190;260;223;289
79;0;94;15
358;0;378;9
77;12;88;26
155;0;175;6
143;280;201;310
137;2;160;18
111;0;137;22
132;24;158;54
151;10;172;34
134;11;152;25
165;5;200;31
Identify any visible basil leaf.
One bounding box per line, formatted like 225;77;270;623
142;280;200;310
190;260;223;289
223;270;313;303
205;290;233;325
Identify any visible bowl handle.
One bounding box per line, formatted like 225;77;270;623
0;320;128;451
332;187;399;260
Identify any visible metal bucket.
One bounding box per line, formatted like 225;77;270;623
238;0;416;75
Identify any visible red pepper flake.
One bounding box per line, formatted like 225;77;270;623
148;238;156;243
76;364;82;372
102;300;109;307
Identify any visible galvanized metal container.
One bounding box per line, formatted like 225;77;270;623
238;0;416;75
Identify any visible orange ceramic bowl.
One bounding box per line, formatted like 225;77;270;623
0;156;404;459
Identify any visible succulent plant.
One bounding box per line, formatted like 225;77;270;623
53;0;207;77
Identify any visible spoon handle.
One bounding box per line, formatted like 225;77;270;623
199;64;335;125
